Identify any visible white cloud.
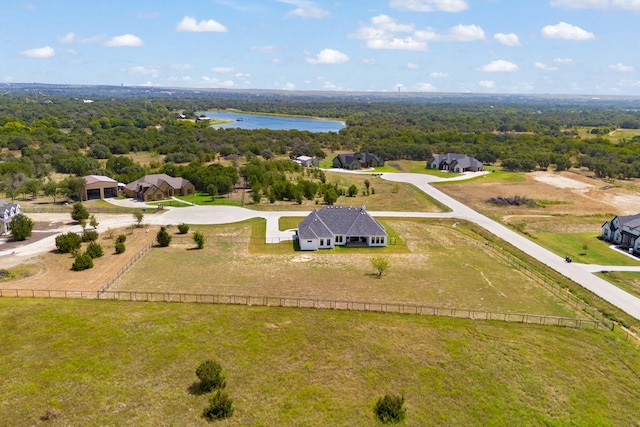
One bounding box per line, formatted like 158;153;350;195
550;0;640;11
610;62;634;72
407;62;420;70
105;34;144;47
200;76;235;87
212;67;234;73
351;15;427;50
554;57;575;65
414;82;438;91
479;80;496;88
20;46;55;58
361;58;377;66
494;33;520;46
131;66;159;77
430;71;449;78
390;0;469;12
479;59;519;72
279;0;329;18
171;64;193;70
251;45;278;53
416;24;486;42
176;16;227;32
306;48;349;64
58;32;101;44
542;22;594;40
535;61;558;71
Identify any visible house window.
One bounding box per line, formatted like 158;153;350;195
381;237;385;244
320;239;324;246
327;239;331;246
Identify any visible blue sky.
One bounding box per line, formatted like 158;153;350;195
3;0;640;95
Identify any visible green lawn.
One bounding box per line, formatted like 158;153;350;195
597;271;640;299
533;232;640;265
2;298;639;426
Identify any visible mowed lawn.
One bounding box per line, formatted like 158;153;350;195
2;298;640;426
113;219;580;317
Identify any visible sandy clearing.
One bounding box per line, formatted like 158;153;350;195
531;172;594;190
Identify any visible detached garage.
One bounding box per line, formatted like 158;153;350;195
83;175;118;200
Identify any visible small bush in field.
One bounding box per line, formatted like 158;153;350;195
196;360;226;392
72;253;94;271
374;394;406;424
193;231;205;249
116;234;126;244
156;226;172;247
177;223;190;234
82;229;99;242
115;241;126;254
55;232;82;254
202;391;233;421
86;242;104;258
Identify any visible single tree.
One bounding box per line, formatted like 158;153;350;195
42;179;59;204
55;232;83;254
374;394;406;424
193;231;205;249
86;242;104;258
10;214;34;241
323;188;338;205
370;256;390;278
72;253;94;271
177;223;190;234
202;391;234;421
71;202;90;223
348;184;358;197
133;210;144;228
89;214;99;230
156;226;172;247
196;360;227;392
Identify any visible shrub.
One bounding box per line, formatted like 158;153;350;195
10;214;33;241
72;253;94;271
82;229;99;242
202;391;233;421
374;394;406;424
86;242;104;258
71;202;89;223
177;223;190;234
116;234;127;244
193;231;205;249
115;241;126;254
55;232;82;254
196;360;226;392
156;226;172;247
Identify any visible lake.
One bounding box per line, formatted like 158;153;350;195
199;111;345;132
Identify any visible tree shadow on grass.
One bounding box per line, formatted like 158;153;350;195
187;381;210;396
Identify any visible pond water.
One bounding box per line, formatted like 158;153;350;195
199;111;345;132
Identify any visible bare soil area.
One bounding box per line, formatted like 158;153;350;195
439;170;640;218
0;226;157;293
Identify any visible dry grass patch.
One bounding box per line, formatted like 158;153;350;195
113;219;581;317
0;226;157;292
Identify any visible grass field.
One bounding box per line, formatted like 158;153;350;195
2;298;640;426
598;271;640;299
112;218;580;317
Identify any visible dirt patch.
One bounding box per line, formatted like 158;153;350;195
438;170;640;218
0;226;158;293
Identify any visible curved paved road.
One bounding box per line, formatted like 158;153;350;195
380;172;640;320
3;170;640;320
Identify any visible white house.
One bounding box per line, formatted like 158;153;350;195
296;205;387;251
427;153;483;172
602;214;640;254
293;155;319;167
0;200;21;235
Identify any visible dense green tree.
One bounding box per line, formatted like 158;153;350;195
55;232;82;254
10;214;33;241
156;226;172;247
193;231;205;249
71;202;89;223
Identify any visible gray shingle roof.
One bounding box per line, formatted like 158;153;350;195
298;206;386;240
